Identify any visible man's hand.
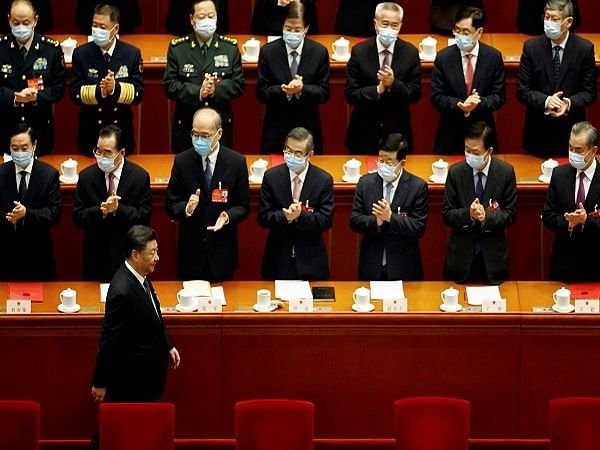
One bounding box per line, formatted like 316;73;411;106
547;91;568;117
169;347;181;369
201;74;216;99
100;195;121;216
281;75;303;96
91;386;106;403
100;70;115;97
186;189;201;215
470;198;486;222
376;65;394;88
6;201;26;224
565;202;587;231
457;89;481;113
372;199;392;224
14;87;38;104
283;202;302;222
207;211;229;231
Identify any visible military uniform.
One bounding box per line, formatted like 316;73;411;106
70;40;144;154
163;33;245;153
0;33;65;155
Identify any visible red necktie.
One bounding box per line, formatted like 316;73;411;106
465;53;474;95
292;175;302;202
381;49;391;69
576;172;586;207
108;172;116;196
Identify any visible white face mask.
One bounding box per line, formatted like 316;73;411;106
194;18;217;39
569;149;591;170
377;161;400;182
465;151;488;170
544;19;563;40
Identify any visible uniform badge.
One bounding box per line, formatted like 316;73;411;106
214;54;229;68
88;68;99;79
115;65;129;79
33;57;47;71
1;64;12;74
183;64;195;73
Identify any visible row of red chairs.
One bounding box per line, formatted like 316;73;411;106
0;397;598;449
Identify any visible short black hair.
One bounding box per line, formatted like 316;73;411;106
11;123;36;143
284;1;305;25
190;0;216;15
465;121;495;149
93;3;120;23
125;225;157;258
379;133;408;161
455;6;485;29
99;124;123;151
286;127;314;153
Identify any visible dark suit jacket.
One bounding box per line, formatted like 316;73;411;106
250;0;319;35
0;160;61;280
70;40;144;154
350;170;428;281
73;160;152;281
256;38;329;153
429;0;484;34
334;0;380;37
344;37;421;154
166;0;229;36
165;146;250;280
542;162;600;282
442;158;517;285
431;42;505;154
517;33;597;158
92;264;174;402
75;0;141;35
258;163;334;280
516;0;580;35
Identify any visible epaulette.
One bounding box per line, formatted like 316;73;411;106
40;35;59;47
171;35;190;46
220;35;237;45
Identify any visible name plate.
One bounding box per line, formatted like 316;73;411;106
383;297;407;313
289;297;314;313
575;299;600;314
6;299;31;314
481;298;507;313
197;297;222;313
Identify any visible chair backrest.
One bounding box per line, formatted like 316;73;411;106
100;402;175;450
0;400;40;450
551;397;600;450
235;399;314;450
394;397;470;450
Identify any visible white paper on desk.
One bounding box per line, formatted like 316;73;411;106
210;286;227;306
267;35;282;43
370;281;405;300
275;280;312;301
465;286;501;306
99;283;110;303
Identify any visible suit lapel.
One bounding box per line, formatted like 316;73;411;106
126;268;162;325
556;35;575;87
460;163;475;207
368;38;381;81
390;171;408;209
6;162;18;202
296;40;311;77
276;39;293;81
115;161;131;197
542;38;558;89
472;45;487;93
210;148;228;190
278;165;293;204
451;46;468;97
483;159;500;206
298;164;317;203
562;165;577;211
584;161;600;210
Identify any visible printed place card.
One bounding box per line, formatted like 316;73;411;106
383;297;407;313
197;297;222;313
574;299;600;314
289;297;314;313
6;299;31;314
481;297;507;313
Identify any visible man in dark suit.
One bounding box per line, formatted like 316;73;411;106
516;0;596;158
431;6;505;154
344;2;421;155
517;0;580;35
442;121;517;285
70;3;144;155
166;107;250;281
258;127;334;280
350;133;428;281
167;0;229;36
250;0;319;35
429;0;484;35
0;0;65;156
542;121;600;282
75;0;141;35
73;125;152;282
0;124;61;280
163;0;245;153
90;225;180;450
256;2;329;154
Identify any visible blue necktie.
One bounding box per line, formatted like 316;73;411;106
475;172;484;202
382;182;393;266
18;171;27;202
204;157;212;189
290;51;298;78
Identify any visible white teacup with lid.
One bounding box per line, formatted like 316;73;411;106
343;158;361;181
59;288;80;313
250;158;268;181
419;36;437;59
431;158;448;181
540;158;559;181
61;37;77;62
332;37;350;60
60;158;78;181
242;37;260;61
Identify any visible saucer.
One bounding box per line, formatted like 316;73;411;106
331;54;350;62
429;174;446;183
241;54;258;63
59;175;78;184
440;303;463;312
552;303;575;313
538;175;551;183
248;175;264;184
175;303;197;312
419;52;436;62
253;302;277;312
342;174;360;183
58;303;81;313
352;303;375;312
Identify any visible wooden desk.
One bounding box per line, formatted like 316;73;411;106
2;280;599;445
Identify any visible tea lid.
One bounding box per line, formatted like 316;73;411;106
422;35;437;44
433;158;448;168
443;287;459;295
61;287;76;295
334;36;349;44
355;286;370;295
543;158;559;168
62;158;78;167
556;286;570;295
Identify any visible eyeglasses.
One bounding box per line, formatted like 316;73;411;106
190;129;218;139
92;147;119;158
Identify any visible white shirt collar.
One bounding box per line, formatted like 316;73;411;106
286;40;304;56
289;161;310;184
580;157;597;180
207;143;220;165
107;157;124;181
472;154;492;177
125;260;146;287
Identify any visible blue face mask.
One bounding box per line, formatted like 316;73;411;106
282;30;304;50
544;19;563;40
11;150;33;168
193;136;213;157
91;26;113;48
377;27;398;48
95;153;119;173
11;24;33;43
454;33;475;52
284;152;307;173
377;162;400;182
465;151;487;170
569;150;590;170
194;18;217;40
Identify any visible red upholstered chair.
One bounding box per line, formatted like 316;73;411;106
235;399;314;450
100;403;175;450
0;400;40;450
551;397;600;450
394;397;470;450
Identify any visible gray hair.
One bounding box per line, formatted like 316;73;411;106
571;121;599;148
544;0;574;18
286;127;314;152
374;2;403;20
193;107;222;131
